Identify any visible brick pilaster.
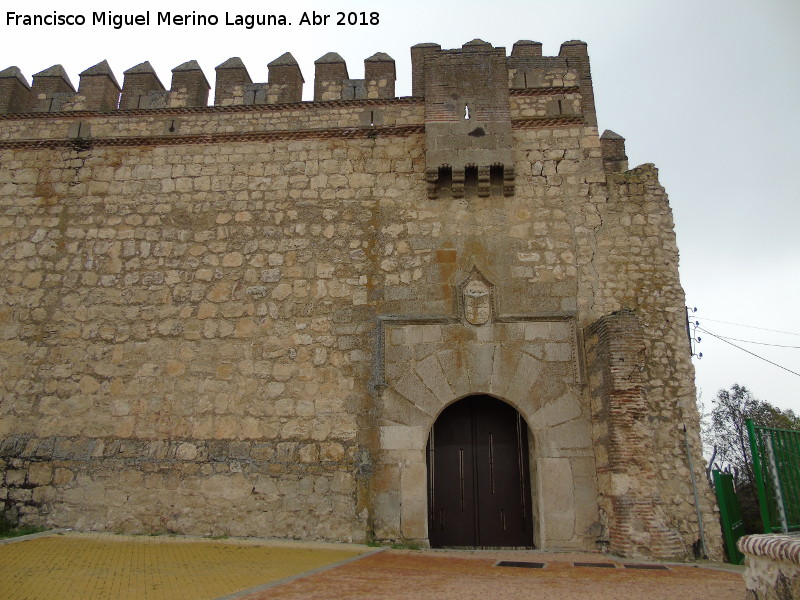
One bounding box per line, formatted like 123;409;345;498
586;310;683;559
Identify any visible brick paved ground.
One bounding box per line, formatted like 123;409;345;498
0;532;745;600
242;549;746;600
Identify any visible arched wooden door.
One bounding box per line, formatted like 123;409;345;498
427;395;534;547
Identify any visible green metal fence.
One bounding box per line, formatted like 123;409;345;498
712;469;745;564
747;419;800;533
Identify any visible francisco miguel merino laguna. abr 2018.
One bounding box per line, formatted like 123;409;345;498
5;11;289;29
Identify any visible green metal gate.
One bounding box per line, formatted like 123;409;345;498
712;470;745;564
747;419;800;533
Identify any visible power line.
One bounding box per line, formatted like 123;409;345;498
700;333;800;349
696;327;800;378
693;316;800;338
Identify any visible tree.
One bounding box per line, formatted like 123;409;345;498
704;384;800;534
705;384;800;486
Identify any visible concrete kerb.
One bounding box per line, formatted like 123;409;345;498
662;559;745;574
0;531;742;576
0;528;372;549
212;545;389;600
0;527;68;544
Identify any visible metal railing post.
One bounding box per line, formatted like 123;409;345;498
684;425;708;558
765;434;789;534
747;419;773;532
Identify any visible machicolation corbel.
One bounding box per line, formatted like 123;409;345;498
422;40;515;198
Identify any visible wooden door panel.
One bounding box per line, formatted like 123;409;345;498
428;399;476;547
428;396;534;548
475;404;531;546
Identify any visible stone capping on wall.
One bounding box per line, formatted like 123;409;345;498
31;64;76;92
739;534;800;566
0;66;31;89
738;534;800;599
600;129;629;174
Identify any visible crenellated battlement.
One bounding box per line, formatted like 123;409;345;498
29;64;76;112
0;66;30;114
0;40;597;201
0;40;592;116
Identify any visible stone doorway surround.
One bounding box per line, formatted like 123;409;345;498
370;274;602;550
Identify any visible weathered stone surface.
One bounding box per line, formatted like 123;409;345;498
739;535;800;600
0;40;717;559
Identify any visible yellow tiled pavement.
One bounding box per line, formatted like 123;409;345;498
0;532;367;600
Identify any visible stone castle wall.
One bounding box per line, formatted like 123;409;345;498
0;39;720;558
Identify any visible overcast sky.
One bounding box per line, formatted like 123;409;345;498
3;0;799;414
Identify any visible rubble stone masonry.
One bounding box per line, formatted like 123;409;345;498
0;39;720;559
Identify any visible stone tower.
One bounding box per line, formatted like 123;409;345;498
0;40;719;560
